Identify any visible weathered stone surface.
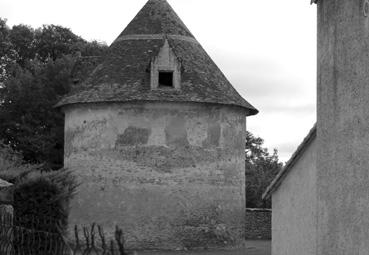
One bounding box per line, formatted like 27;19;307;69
64;102;246;250
317;1;369;254
116;126;151;146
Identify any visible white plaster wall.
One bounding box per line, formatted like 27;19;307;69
272;138;317;255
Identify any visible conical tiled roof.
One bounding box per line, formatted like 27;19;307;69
119;0;193;38
57;0;258;115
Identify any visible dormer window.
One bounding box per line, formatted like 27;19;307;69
159;71;174;87
150;39;181;90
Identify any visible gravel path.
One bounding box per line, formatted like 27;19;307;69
135;240;271;255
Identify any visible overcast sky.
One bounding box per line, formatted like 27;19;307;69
0;0;317;162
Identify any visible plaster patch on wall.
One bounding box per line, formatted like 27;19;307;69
65;119;109;157
165;117;189;146
116;126;151;146
65;130;77;158
203;124;221;148
186;119;208;147
221;124;242;150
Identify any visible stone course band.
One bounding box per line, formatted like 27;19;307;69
114;34;199;44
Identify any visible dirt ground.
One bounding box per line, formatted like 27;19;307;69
136;240;271;255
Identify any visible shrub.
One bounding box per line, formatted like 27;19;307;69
12;169;78;254
13;169;79;232
0;141;78;229
0;141;79;253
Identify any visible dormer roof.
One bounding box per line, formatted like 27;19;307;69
56;0;258;115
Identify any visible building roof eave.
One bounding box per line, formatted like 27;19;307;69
262;123;317;200
56;0;258;114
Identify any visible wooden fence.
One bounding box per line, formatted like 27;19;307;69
0;213;128;255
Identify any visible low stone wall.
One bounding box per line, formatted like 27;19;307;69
245;208;271;240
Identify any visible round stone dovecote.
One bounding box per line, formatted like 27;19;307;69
64;102;247;249
58;0;257;249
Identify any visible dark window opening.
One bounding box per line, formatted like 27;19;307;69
158;71;174;87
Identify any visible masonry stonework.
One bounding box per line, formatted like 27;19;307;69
245;209;271;240
64;102;246;249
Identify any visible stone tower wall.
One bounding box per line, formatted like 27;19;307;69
63;102;246;250
317;1;369;254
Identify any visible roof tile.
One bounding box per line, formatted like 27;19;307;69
57;0;258;115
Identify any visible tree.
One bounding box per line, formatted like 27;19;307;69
0;56;76;168
245;131;282;208
9;24;35;66
0;18;18;86
0;18;11;56
33;25;84;62
0;18;108;169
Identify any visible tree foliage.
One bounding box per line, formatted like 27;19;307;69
0;18;108;168
0;56;76;168
245;131;282;208
0;140;36;182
